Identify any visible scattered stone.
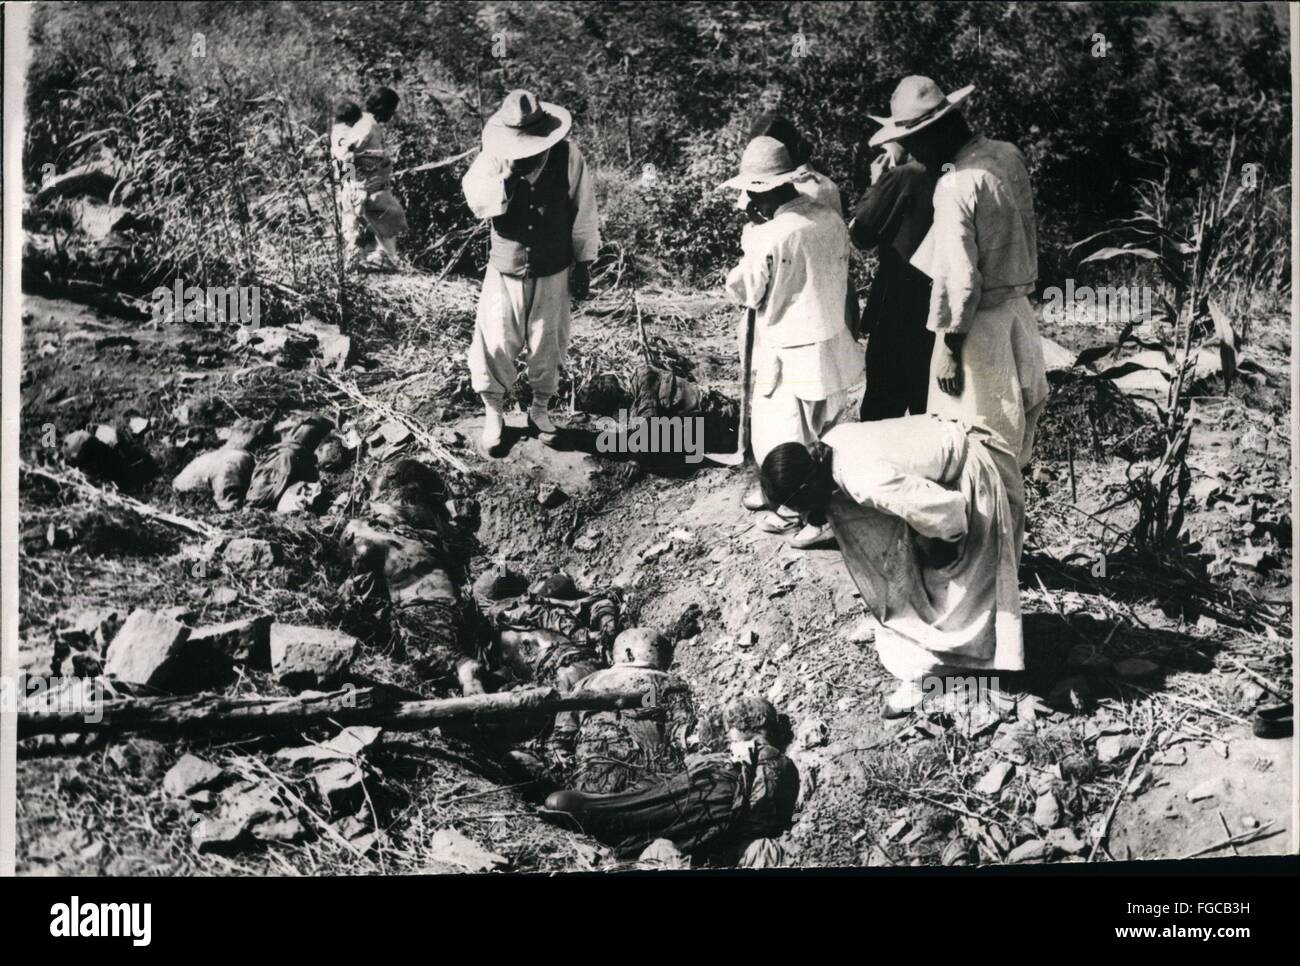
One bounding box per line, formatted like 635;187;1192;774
103;610;190;687
372;421;412;447
976;761;1015;796
1045;828;1087;855
237;326;316;367
1033;792;1061;829
186;615;272;667
427;828;507;873
276;726;383;766
313;760;366;815
796;717;829;750
641;541;671;561
883;818;911;842
637;838;688;870
193;782;290;853
250;817;308;844
537;482;568;508
1187;777;1226;803
1007;839;1049;863
222;537;280;573
572;532;600;552
191;815;248;854
269;624;359;690
209;587;239;606
1240;815;1260;830
1113;657;1160;680
163;754;225;798
1096;734;1140;764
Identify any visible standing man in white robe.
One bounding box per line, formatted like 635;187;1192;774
870;75;1047;555
722;137;863;549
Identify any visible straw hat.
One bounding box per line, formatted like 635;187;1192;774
868;76;975;147
719;136;801;193
482;89;572;161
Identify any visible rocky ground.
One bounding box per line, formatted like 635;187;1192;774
14;274;1294;874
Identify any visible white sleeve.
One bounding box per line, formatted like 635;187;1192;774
461;151;511;219
911;173;982;333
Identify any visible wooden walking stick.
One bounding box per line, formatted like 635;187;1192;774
704;307;755;466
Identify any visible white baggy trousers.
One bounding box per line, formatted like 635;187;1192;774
468;265;571;398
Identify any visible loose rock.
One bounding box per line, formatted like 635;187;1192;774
163;754;225;798
1007;839;1049;863
975;761;1015;796
1033;792;1061;829
222;537;280;573
103;610;190;687
186;615;272;668
270;624;359;690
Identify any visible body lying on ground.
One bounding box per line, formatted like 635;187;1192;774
543;695;797;867
549;627;695;793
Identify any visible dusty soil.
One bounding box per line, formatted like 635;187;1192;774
14;282;1295;873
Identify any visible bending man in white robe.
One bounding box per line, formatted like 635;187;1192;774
760;414;1024;716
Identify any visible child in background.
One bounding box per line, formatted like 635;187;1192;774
331;98;366;261
335;87;408;271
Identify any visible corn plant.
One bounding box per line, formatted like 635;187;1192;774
1069;139;1285;557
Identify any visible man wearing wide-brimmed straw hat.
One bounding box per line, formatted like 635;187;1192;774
859;75;1048;709
462;89;601;456
721;136;863;551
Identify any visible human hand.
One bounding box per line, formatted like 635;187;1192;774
936;343;963;396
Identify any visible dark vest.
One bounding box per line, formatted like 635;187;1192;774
489;140;575;279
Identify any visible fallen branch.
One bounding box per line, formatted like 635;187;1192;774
19;463;223;540
17;685;645;740
393;147;476;178
1088;723;1156;862
317;372;472;476
1178;821;1279;860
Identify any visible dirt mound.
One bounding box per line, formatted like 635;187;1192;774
1036;370;1163;463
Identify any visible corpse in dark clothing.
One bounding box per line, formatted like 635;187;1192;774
849;161;936;421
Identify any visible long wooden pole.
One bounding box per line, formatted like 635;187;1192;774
17;686;645;741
